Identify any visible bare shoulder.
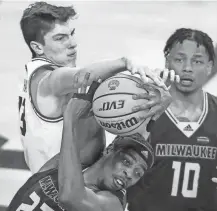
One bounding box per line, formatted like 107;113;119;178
207;92;217;105
64;187;123;211
31;64;59;96
30;65;67;117
96;190;123;211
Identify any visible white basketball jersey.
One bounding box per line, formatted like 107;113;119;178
18;58;63;173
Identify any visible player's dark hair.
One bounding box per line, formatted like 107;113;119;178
164;28;215;62
20;1;77;58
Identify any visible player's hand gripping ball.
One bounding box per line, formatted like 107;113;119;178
92;74;161;136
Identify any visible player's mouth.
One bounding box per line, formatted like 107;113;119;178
180;75;194;86
68;51;77;57
113;177;126;189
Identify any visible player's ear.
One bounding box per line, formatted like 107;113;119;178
103;143;114;156
30;41;44;56
206;60;213;76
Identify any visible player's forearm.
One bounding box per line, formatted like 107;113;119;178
58;115;87;207
82;57;127;82
48;58;127;96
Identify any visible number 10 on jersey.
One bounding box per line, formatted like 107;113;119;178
171;161;200;198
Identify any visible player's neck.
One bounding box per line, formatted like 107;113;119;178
169;87;204;109
83;160;105;188
168;87;204;122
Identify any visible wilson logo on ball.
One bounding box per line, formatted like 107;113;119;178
108;80;120;90
99;100;125;111
99;117;139;130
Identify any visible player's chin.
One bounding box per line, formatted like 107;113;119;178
64;57;77;67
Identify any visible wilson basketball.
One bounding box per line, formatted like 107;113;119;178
92;73;151;136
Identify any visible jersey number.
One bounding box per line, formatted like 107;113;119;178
16;192;54;211
171;161;200;198
18;96;26;136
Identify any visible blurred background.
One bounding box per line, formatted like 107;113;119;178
0;1;217;210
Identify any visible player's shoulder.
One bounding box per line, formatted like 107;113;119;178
20;168;58;199
25;168;58;187
97;190;125;211
110;189;127;208
33;62;60;75
206;92;217;110
27;57;61;76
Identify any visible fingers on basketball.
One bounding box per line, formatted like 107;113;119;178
137;104;162;121
132;92;152;100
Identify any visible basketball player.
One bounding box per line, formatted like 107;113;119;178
19;1;173;173
127;28;217;211
8;74;156;211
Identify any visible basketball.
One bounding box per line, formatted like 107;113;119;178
92;73;151;136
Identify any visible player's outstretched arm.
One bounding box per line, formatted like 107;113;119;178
39;58;167;98
40;58;126;97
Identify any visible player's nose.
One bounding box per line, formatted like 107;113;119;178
123;169;133;181
68;36;77;49
183;60;193;73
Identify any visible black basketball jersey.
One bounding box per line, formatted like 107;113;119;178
7;168;127;211
127;92;217;211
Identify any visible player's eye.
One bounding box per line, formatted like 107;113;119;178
135;169;144;178
194;60;203;64
174;58;183;63
55;36;64;41
122;158;131;166
135;171;142;178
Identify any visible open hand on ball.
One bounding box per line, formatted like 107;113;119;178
154;68;180;87
132;82;172;121
123;57;180;90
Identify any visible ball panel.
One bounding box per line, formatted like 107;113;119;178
94;110;147;135
93;93;147;118
92;74;151;136
93;75;146;102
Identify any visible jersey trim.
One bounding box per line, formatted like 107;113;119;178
165;92;208;138
27;59;63;123
31;57;54;64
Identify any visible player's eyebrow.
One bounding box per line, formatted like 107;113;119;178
125;151;147;170
130;151;148;171
125;151;137;161
176;52;186;56
193;54;203;58
52;29;75;39
52;33;67;38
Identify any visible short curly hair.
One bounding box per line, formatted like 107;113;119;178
164;28;215;62
20;1;77;57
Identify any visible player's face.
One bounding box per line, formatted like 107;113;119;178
103;149;146;191
42;18;77;67
166;40;212;93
